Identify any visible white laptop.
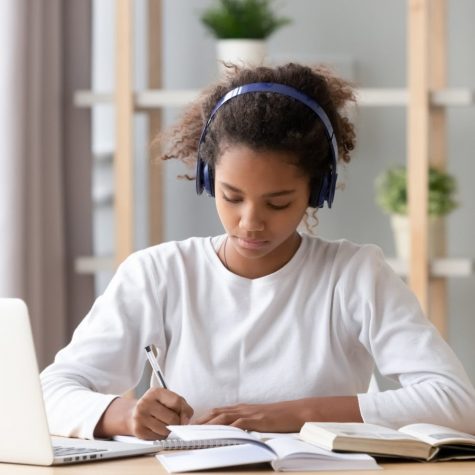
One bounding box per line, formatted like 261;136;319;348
0;298;159;465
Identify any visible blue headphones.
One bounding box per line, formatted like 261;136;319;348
195;82;338;208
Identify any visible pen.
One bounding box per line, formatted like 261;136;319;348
145;345;168;389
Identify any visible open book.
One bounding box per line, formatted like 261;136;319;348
299;422;475;461
156;425;379;472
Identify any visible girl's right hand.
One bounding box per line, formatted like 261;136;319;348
128;387;194;440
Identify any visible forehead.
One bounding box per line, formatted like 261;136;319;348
215;144;307;189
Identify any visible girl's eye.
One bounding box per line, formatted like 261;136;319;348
268;202;291;210
222;194;242;203
222;194;290;210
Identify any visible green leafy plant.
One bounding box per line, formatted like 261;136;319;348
200;0;291;39
375;166;458;216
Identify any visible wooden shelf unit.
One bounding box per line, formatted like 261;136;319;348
78;0;472;338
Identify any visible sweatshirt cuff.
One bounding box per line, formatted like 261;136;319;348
47;391;120;440
86;394;120;440
356;392;398;429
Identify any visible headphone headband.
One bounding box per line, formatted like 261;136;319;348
196;82;338;208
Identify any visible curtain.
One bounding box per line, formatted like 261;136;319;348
0;0;94;370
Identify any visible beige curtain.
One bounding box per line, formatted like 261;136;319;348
0;0;93;370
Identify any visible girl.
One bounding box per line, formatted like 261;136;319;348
41;63;475;441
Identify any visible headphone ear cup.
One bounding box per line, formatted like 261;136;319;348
309;171;337;208
308;177;321;208
327;171;337;209
196;155;215;197
308;175;328;208
203;163;215;197
196;157;205;194
317;174;329;208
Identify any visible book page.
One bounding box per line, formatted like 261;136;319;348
399;423;475;447
309;422;418;440
266;438;380;471
267;437;371;459
249;431;300;441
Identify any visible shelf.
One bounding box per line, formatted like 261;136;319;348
386;258;475;277
74;89;198;108
75;255;475;277
135;90;199;108
74;88;475;109
75;256;115;273
356;89;407;106
74;91;114;107
357;88;475;106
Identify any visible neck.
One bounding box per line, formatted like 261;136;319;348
220;232;302;279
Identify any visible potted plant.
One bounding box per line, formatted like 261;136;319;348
375;166;458;259
200;0;291;73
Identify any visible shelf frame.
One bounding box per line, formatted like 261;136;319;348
147;0;164;246
407;0;450;336
115;0;135;266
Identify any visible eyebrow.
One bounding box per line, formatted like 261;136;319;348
220;182;296;198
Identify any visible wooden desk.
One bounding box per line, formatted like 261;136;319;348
1;455;475;474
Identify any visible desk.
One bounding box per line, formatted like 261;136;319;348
1;455;475;474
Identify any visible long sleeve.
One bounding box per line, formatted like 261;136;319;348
40;235;475;438
350;246;475;433
40;251;163;439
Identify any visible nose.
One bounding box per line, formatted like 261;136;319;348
239;203;265;232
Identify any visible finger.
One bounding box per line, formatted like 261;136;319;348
148;402;182;426
194;413;212;425
158;390;193;425
231;417;262;431
143;415;172;439
180;399;194;425
144;387;194;426
194;407;225;425
131;403;170;440
134;394;178;434
134;424;167;441
203;413;238;426
154;388;193;417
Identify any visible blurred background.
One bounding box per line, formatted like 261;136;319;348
1;1;474;388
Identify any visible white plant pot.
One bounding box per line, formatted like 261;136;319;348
216;39;266;75
390;214;444;260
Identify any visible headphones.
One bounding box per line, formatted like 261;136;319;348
195;82;338;208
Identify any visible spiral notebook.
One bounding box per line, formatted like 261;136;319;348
113;434;244;451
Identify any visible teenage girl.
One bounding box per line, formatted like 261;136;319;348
41;63;475;440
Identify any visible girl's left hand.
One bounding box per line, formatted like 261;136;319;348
194;400;305;433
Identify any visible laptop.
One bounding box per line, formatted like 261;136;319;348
0;298;159;465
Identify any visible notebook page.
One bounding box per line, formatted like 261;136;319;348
167;425;260;443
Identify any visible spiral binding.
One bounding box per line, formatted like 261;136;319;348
157;438;242;450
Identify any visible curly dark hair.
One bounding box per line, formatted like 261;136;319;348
159;63;356;186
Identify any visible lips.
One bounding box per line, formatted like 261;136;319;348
235;236;269;250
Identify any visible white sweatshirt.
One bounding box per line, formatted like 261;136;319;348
40;235;475;439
